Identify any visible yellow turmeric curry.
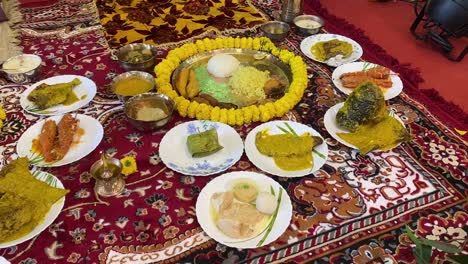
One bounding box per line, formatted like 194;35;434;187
255;130;322;171
337;116;410;154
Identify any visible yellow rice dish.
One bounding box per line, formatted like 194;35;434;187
229;66;269;101
0;158;69;243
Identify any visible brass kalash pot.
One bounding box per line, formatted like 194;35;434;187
90;152;125;197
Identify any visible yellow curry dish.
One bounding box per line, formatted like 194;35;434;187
0;158;69;243
336;81;410;154
255;129;323;171
113;76;154;97
27;78;82;109
310;39;353;62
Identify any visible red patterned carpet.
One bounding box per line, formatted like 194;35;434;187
319;0;468;112
0;1;466;263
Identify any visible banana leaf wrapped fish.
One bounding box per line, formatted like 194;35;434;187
0;158;69;243
336;81;387;132
28;78;81;109
186;128;223;158
336;81;411;154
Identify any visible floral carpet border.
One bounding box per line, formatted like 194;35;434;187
247;149;465;263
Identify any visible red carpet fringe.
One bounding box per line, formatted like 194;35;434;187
305;0;468;131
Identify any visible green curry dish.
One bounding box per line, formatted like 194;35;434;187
336;81;387;132
0;158;69;243
186;128;223;158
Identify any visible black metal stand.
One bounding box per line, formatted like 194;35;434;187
410;0;468;62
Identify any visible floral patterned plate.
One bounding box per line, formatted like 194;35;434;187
324;102;405;150
159;120;243;176
196;171;292;249
331;62;403;100
16;114;104;167
0;171;65;249
244;120;329;177
300;34;363;67
20;75;97;115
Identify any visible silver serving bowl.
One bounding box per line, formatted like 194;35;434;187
124;93;174;132
111;71;155;102
1;54;42;84
260;21;290;41
293;15;325;35
115;43;157;72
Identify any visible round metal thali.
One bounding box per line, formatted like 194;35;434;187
170;49;293;108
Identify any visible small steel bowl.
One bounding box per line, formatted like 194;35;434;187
1;54;42;84
293;15;325;35
111;71;155;103
115;43;157;72
260;21;290;41
124;93;174;132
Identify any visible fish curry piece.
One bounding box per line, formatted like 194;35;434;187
28;78;82;109
311;39;353;61
255;130;323;171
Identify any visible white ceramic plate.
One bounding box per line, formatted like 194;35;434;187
0;171;65;248
159;120;243;176
300;34;363;67
331;62;403;100
196;171;292;248
20;75;97;115
16;114;104;167
244;121;328;177
324;102;405;150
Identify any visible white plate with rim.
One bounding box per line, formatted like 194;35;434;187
300;33;363;67
196;171;292;249
16;114;103;167
324;102;405;150
244;121;328;177
0;171;65;248
159;120;243;176
331;62;403;100
20;75;97;116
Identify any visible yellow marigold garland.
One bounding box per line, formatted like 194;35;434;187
154;37;308;126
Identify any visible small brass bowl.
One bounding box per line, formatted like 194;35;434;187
111;71;155;103
260;21;290;41
1;54;42;84
115;43;157;72
293;15;325;35
124;92;175;132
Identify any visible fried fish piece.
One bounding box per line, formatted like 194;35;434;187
39;120;57;162
52;113;79;161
